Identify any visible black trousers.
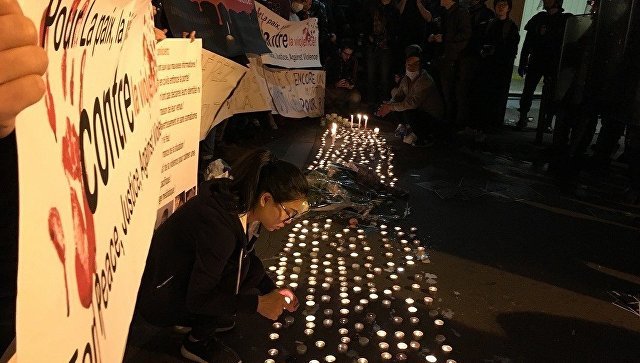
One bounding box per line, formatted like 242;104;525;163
189;255;271;340
398;108;444;142
520;65;557;124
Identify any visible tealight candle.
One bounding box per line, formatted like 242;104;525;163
409;317;420;325
269;333;279;340
397;342;408;350
381;352;392;360
382;299;391;308
337;343;348;353
412;283;421;291
434;319;444;327
378;342;389;350
410;341;420;350
272;322;282;329
339;328;349;335
392;316;403;325
426;355;437;362
359;337;369;347
323;319;333;327
408;306;418;313
315;340;326;349
376;330;387;338
268;348;278;356
296;344;307;355
424;296;433;305
442;345;453;353
325;355;336;362
394;331;405;340
304;328;314;336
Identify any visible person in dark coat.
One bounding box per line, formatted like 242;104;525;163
325;40;362;114
474;0;519;133
517;0;571;130
137;149;309;363
428;0;471;125
456;0;494;129
362;0;400;105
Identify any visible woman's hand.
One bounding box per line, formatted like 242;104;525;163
257;289;287;320
278;288;300;312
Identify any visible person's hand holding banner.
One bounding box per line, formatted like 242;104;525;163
0;0;48;138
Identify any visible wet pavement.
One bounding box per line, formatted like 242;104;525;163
125;116;640;362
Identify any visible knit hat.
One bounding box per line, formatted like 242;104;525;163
405;44;422;59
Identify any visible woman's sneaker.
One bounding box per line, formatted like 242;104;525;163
173;316;236;334
181;336;242;363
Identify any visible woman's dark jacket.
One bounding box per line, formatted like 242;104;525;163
137;179;276;326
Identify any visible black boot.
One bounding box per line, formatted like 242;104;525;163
181;335;242;363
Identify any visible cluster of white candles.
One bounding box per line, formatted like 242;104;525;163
311;118;397;188
261;217;455;363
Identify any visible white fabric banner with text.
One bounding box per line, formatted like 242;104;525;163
16;1;161;362
255;2;321;69
263;67;326;118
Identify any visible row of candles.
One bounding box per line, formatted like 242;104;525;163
262;218;455;362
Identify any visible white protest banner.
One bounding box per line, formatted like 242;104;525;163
15;1;161;362
200;49;247;139
255;2;321;68
263;67;326;118
156;39;202;227
213;55;273;124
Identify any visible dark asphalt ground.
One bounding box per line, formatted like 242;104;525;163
125;116;640;363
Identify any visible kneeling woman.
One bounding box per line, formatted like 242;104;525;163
137;149;309;363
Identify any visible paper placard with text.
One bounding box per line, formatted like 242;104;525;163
262;67;326;118
15;1;161;362
213;55;273;124
255;2;321;68
156;39;202;227
200;49;247;139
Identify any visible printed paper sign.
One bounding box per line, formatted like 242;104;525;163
162;0;270;58
255;2;321;68
200;49;247;138
156;39;202;227
262;66;326;118
15;1;161;362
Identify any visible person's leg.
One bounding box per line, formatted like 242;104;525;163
0;297;15;356
182;316;242;363
366;46;378;104
379;49;393;103
455;56;476;128
438;61;456;124
626;124;640;194
519;67;543;126
324;87;340;114
402;109;430;144
347;89;362;113
592;115;626;164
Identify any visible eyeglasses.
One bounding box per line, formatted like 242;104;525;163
279;203;299;223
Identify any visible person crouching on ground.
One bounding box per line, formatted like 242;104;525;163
324;40;362;115
137;149;309;363
376;44;444;146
